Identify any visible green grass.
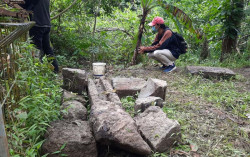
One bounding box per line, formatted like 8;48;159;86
121;96;136;117
5;43;62;157
174;75;250;118
162;73;250;156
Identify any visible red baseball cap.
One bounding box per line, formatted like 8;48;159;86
148;17;165;26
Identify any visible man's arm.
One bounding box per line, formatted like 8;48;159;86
141;30;172;52
151;34;159;46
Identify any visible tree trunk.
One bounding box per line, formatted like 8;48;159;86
220;0;244;62
93;13;97;35
132;10;148;65
200;37;209;62
220;36;237;62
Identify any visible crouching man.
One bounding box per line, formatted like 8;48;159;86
139;17;181;73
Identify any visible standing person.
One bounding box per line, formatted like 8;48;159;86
139;17;181;73
21;0;59;73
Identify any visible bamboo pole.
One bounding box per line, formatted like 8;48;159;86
0;106;10;157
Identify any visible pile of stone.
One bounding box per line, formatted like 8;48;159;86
41;68;97;157
41;68;181;157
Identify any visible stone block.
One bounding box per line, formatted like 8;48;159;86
62;68;87;94
41;120;97;157
112;78;146;98
135;96;164;113
62;90;86;105
135;106;181;153
61;100;87;121
138;78;167;100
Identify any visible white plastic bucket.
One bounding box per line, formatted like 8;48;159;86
93;62;106;76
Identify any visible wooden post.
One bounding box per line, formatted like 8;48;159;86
0;106;10;157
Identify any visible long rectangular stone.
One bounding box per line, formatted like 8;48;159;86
186;66;236;79
88;79;100;106
88;78;151;155
100;77;122;106
90;100;152;155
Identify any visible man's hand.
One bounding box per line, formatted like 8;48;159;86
138;46;145;54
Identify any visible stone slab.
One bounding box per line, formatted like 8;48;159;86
112;78;146;98
135;106;181;153
138;78;167;100
186;66;236;79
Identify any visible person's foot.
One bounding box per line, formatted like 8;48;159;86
159;64;169;70
163;63;176;73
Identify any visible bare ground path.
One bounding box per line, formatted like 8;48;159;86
104;65;250;156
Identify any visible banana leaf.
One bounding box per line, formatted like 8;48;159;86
157;0;202;39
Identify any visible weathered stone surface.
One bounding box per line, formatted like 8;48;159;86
41;120;97;157
90;100;151;155
62;68;87;94
61;100;87;121
138;78;167;100
88;78;151;155
112;78;146;98
135;96;164;113
186;66;236;79
62;90;86;105
100;77;122;106
88;79;101;106
135;106;181;153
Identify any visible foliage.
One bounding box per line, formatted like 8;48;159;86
82;0;123;16
157;0;202;38
165;73;250;156
121;96;136;117
6;42;62;157
1;0;250;156
51;5;140;66
49;0;249;67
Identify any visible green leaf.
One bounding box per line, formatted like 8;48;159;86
16;112;28;120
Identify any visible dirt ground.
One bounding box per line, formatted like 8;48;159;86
103;65;250;157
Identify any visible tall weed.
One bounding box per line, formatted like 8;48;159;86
6;42;62;157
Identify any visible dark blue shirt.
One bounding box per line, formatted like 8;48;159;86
22;0;51;27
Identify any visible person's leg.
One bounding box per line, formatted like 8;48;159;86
42;27;59;73
148;52;162;63
29;26;43;51
153;49;176;66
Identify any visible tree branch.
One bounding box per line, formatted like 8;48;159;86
51;0;78;20
96;28;134;39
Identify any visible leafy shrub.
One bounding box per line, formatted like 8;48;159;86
6;42;62;157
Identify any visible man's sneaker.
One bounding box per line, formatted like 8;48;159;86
163;63;176;73
159;64;169;70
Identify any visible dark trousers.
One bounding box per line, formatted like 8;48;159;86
29;26;59;73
